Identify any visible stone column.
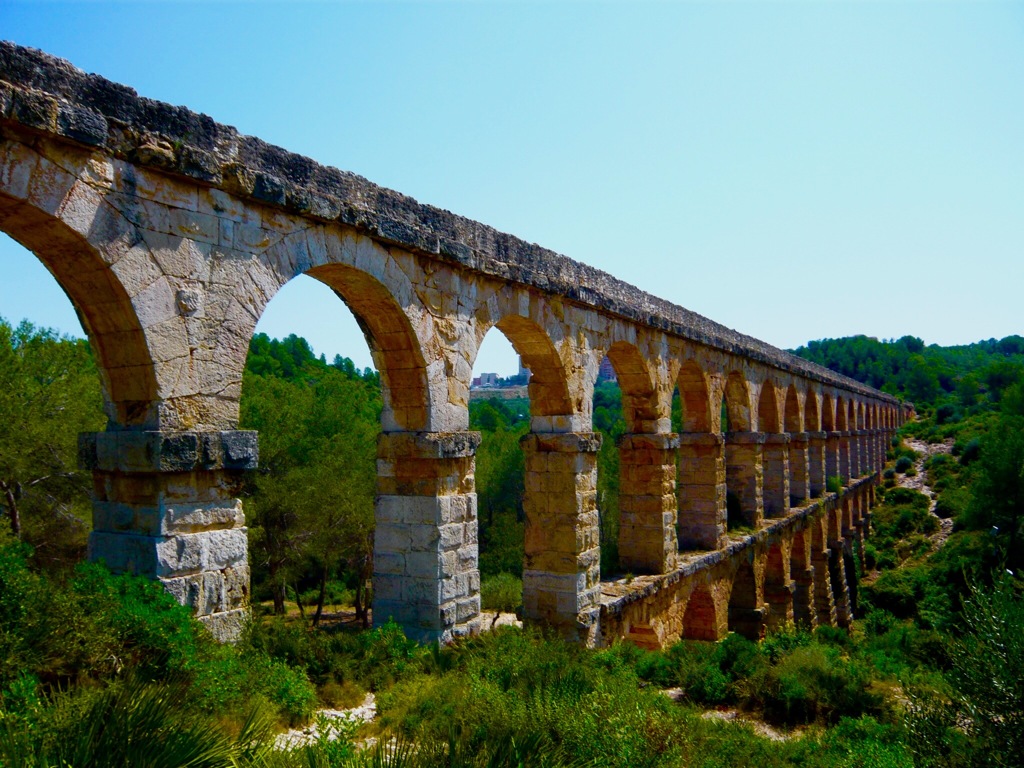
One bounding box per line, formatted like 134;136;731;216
765;575;795;632
762;433;791;518
725;431;765;528
838;431;851;485
374;431;482;643
850;430;862;478
825;432;841;490
829;541;852;628
677;433;726;550
729;574;767;640
788;432;810;507
812;545;837;627
864;430;872;479
81;430;257;641
618;433;679;575
853;519;867;570
841;497;863;587
792;562;816;629
520;432;602;643
861;430;874;475
807;431;827;497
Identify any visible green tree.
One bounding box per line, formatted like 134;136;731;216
0;320;104;565
475;424;527;576
906;576;1024;767
964;413;1024;569
240;356;380;621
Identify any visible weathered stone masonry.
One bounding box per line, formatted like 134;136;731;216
0;43;909;644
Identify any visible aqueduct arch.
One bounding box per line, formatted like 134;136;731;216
0;43;906;644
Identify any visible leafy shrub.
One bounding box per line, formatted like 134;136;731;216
0;676;279;768
0;540;317;729
863;542;878;570
905;576;1024;767
812;716;913;768
934;487;968;520
934;404;959;425
481;572;523;616
662;641;730;704
883;468;896;481
957;438;981;466
814;625;853;649
894;456;913;474
715;632;765;682
358;621;421;692
749;644;880;724
862;567;932;620
827;476;844;493
376;629;676;768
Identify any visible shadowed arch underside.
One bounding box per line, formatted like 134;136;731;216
308;264;429;431
724;371;751;432
494;314;572;420
758;382;780;433
784;385;801;433
677;360;712;433
0;189;158;428
683;585;721;641
605;341;659;433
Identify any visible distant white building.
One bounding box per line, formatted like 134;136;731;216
597;355;617;382
473;372;499;388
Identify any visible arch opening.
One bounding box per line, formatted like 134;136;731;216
466;325;530;604
677;360;712;434
0;230;107;570
723;372;759;530
728;557;764;640
757;382;780;433
784;385;801;433
765;542;792;631
723;371;751;432
683;585;720;641
804;390;821;432
494;314;573;422
822;393;835;432
240;271;384;625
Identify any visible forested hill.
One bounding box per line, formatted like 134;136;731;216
790;334;1024;410
246;332;380;386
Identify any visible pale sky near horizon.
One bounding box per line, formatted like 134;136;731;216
1;1;1022;376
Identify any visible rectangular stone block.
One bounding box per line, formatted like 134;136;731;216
154;527;248;576
405;550;441;579
375;522;411;553
198;608;247;643
373;575;404;603
456;596;480;622
163;500;245;533
375;551;405;576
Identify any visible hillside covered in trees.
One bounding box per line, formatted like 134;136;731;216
791;334;1024;411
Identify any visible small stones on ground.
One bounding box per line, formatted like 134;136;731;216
274;692;377;750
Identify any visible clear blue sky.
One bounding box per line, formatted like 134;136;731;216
2;1;1022;376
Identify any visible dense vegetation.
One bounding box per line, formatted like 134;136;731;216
791;333;1024;411
1;317;1022;766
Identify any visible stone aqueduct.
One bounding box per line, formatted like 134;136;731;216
0;44;908;645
